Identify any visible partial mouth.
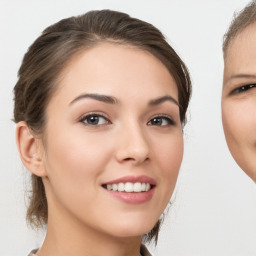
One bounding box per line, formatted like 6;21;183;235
102;182;154;193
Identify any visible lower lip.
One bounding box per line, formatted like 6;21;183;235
105;187;155;204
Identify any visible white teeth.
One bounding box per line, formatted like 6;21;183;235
105;182;152;192
141;183;146;191
125;182;133;192
118;183;125;192
133;182;142;192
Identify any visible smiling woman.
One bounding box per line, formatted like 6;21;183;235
13;10;191;256
222;1;256;183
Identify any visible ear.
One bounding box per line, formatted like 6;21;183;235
16;121;47;177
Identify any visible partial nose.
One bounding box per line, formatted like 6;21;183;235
115;124;150;165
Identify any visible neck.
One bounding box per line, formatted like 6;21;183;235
37;193;142;256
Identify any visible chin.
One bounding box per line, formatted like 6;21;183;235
110;218;158;238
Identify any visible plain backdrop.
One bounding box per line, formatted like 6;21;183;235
1;0;256;255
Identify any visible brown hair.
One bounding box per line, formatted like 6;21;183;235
223;0;256;58
13;9;191;244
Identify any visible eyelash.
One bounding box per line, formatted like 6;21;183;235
147;114;175;126
232;84;256;94
79;113;175;127
80;113;110;126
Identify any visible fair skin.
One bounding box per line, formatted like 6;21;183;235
16;43;183;256
222;23;256;182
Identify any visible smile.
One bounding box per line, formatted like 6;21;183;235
103;182;152;193
101;175;156;204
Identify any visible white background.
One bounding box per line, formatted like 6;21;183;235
1;0;256;255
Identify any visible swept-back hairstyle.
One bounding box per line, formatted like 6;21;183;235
223;0;256;58
13;9;191;244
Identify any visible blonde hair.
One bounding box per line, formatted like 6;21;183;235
223;0;256;58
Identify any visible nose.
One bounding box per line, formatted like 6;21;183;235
115;123;150;165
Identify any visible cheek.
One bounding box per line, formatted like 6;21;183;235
42;128;116;217
150;133;183;216
222;100;256;146
153;132;183;187
43;127;113;190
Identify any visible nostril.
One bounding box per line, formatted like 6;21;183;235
115;144;150;164
123;156;149;163
124;157;134;161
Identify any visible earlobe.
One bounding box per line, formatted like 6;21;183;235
16;121;47;177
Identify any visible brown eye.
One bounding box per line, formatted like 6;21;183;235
80;114;109;126
148;116;174;126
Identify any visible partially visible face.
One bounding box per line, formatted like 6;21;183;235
222;23;256;182
41;43;183;239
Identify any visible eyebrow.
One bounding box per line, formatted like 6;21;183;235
69;93;179;107
70;93;118;105
149;95;179;107
224;74;256;85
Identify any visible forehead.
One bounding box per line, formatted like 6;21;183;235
54;42;178;101
224;23;256;74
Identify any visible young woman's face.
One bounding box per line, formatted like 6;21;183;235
222;24;256;182
41;43;183;238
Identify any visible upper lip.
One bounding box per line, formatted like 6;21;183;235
102;175;156;185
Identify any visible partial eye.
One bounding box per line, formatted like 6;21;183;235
80;114;109;126
148;115;175;126
232;84;256;94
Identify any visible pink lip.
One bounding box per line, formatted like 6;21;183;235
105;188;155;204
102;175;156;204
103;175;156;185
